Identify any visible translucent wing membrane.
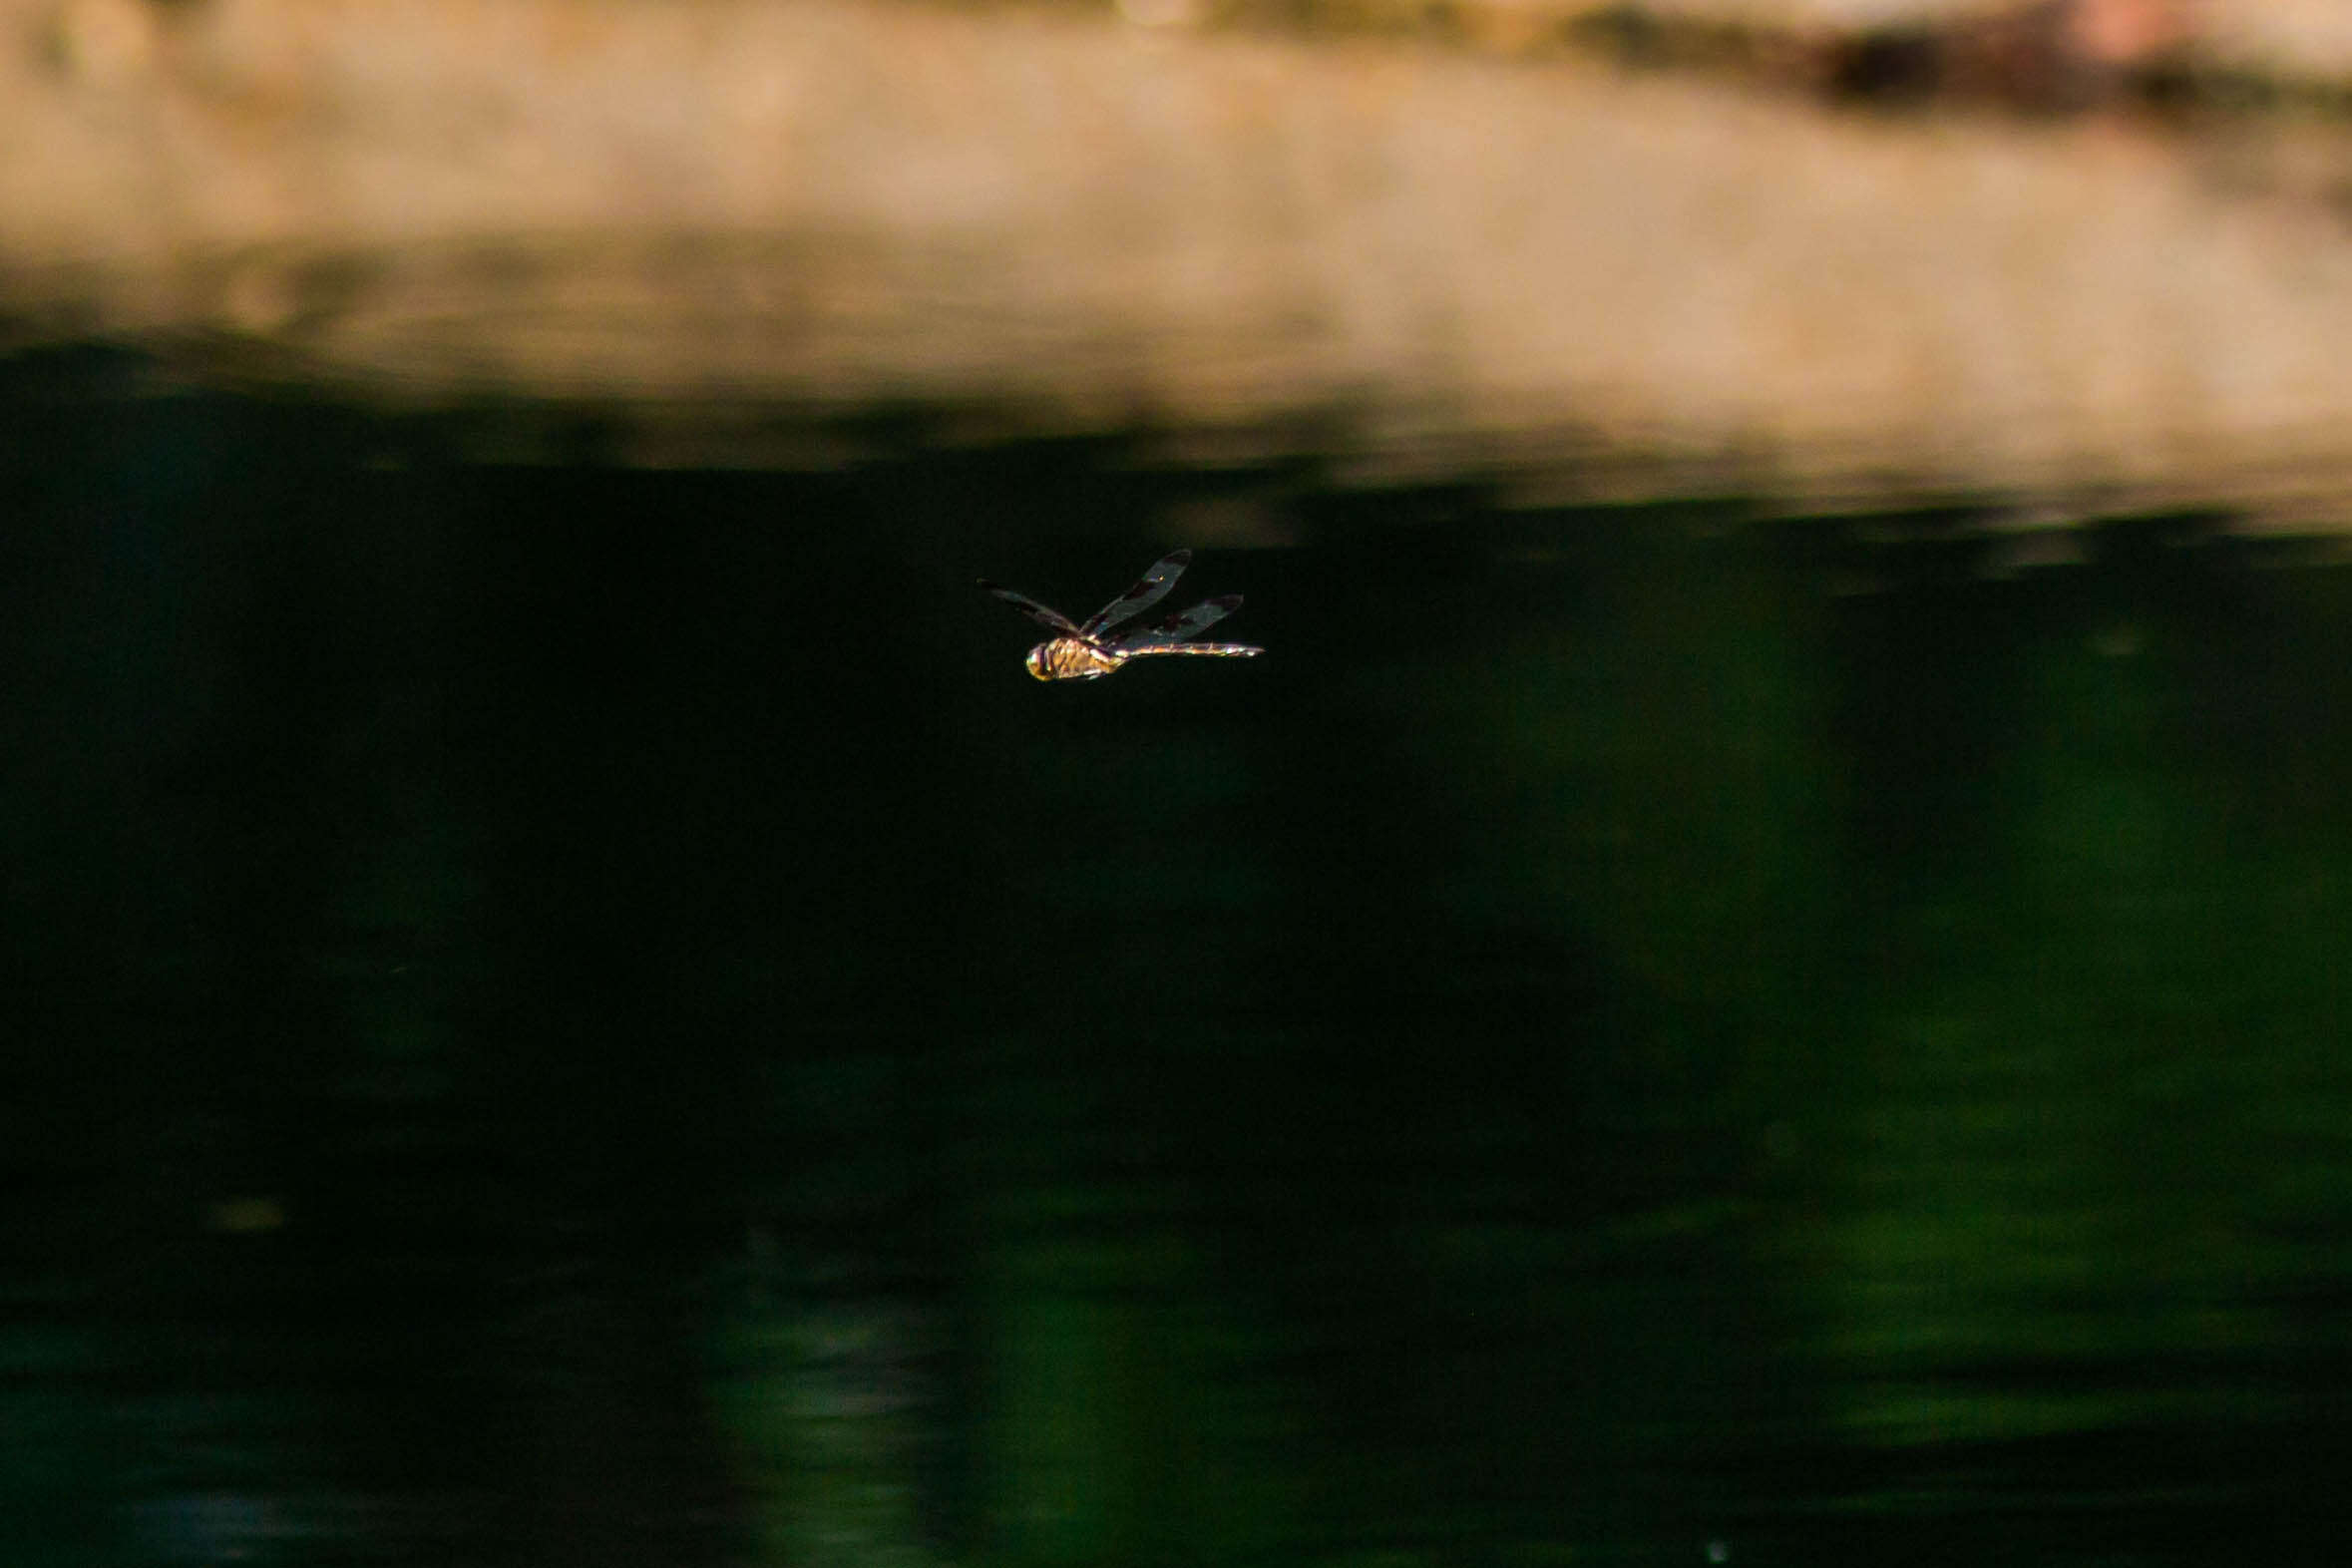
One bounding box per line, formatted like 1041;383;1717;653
1081;549;1191;639
1110;593;1241;650
979;582;1082;638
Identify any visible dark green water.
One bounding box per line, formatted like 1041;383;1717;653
7;347;2352;1566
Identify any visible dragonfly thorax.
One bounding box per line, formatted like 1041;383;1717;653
1026;638;1125;682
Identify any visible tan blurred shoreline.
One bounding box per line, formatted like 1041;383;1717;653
9;0;2352;518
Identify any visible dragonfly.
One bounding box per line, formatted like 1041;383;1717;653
980;549;1263;682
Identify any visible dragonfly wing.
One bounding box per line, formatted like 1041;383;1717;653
1110;593;1239;650
980;581;1082;638
1081;550;1191;639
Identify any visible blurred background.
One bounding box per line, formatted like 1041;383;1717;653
9;0;2352;1564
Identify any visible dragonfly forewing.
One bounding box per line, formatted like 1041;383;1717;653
1080;549;1192;640
979;582;1084;638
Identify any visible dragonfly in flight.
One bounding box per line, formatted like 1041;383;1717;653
980;549;1263;682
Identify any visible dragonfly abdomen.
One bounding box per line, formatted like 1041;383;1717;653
1124;642;1262;661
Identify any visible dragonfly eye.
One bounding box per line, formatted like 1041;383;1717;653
1025;645;1052;681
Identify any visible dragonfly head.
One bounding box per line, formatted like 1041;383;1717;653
1024;643;1054;681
